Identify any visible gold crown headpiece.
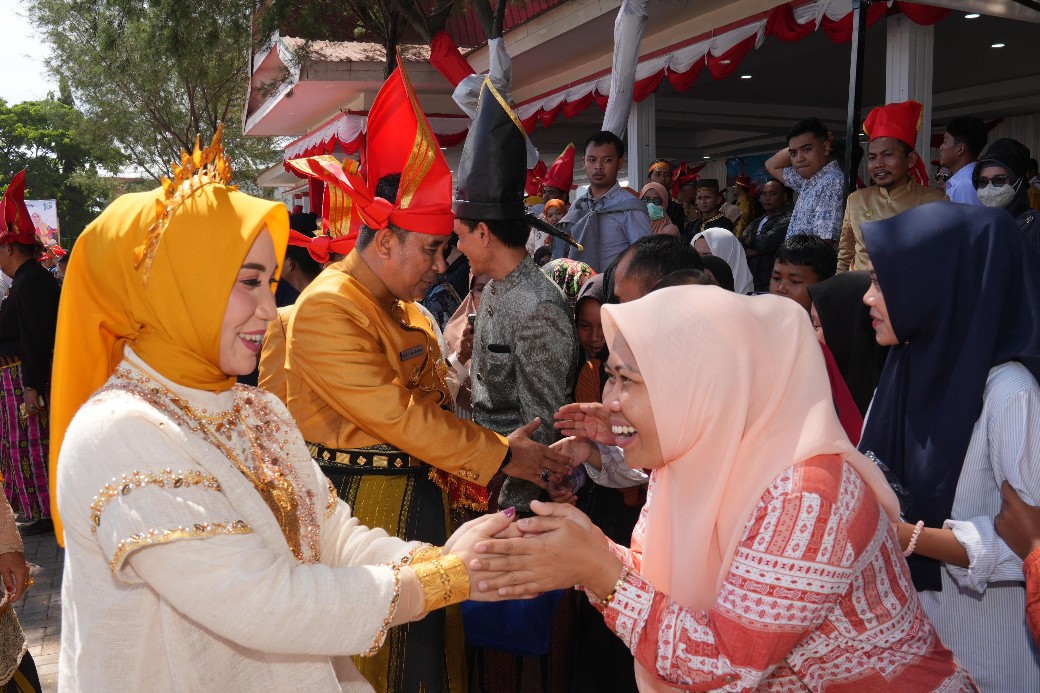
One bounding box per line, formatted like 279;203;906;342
134;123;237;284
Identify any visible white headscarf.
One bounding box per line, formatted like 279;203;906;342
692;227;754;295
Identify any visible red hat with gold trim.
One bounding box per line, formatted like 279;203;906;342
863;99;930;185
863;100;923;149
543;143;575;192
296;55;454;236
285;154;362;262
0;170;40;246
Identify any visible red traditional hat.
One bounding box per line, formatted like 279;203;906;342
298;57;454;236
286;154;362;253
525;160;547;197
543;143;575;192
0;170;39;245
863;100;923;149
49;245;67;259
863;99;930;186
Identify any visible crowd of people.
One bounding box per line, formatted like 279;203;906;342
0;54;1039;692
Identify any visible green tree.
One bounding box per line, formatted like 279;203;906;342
0;96;124;245
26;0;281;185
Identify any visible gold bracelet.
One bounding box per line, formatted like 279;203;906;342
598;565;630;608
404;545;444;566
412;554;470;612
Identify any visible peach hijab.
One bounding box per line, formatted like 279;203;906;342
600;287;898;685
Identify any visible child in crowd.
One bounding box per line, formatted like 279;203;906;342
769;234;857;441
527;199;568;256
768;234;837;311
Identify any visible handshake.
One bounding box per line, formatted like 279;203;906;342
442;500;624;604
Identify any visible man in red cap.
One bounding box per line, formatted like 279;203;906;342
0;170;61;535
283;64;573;691
837;100;945;272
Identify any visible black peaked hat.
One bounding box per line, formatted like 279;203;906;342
454;78;581;249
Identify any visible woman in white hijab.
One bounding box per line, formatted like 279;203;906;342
692;227;754;294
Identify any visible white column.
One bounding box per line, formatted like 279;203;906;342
626;93;656;187
885;15;934;160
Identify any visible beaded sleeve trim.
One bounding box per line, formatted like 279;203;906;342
362;565;402;657
398;544;441;567
110;520;253;576
90;469;223;531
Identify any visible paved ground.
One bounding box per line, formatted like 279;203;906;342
15;530;62;692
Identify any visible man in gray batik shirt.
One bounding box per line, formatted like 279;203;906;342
453;78;581;511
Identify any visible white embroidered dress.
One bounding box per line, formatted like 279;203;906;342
58;350;424;691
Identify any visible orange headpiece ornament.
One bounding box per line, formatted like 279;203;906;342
0;170;39;246
301;57;454;236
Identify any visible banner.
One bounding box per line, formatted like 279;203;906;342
725;155;771;188
26;199;60;246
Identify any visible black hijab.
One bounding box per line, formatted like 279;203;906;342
859;202;1040;591
972;137;1031;218
700;255;735;292
808;271;888;416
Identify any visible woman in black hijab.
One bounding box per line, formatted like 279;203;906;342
807;271;887;415
973;137;1040;254
859;201;1040;690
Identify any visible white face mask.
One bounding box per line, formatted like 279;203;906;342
977;179;1020;209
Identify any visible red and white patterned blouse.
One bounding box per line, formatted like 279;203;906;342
593;455;977;692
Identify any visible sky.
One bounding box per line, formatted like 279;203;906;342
0;0;58;105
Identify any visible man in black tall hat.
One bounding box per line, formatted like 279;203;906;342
454;78;582;512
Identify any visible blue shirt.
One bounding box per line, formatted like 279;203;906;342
784;160;845;242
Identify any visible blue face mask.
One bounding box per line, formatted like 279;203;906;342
645;201;665;221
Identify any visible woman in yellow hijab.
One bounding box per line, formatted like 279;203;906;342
51;129;512;691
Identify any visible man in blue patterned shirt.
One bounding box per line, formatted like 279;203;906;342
766;118;845;246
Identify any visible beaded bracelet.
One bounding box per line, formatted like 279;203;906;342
903;520;926;557
598;566;631;608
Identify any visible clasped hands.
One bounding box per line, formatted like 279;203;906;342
448;501;623;602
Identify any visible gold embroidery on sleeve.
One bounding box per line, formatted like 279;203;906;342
109;520;252;575
325;479;339;520
90;469;223;530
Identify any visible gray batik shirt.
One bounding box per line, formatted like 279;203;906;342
471;255;578;510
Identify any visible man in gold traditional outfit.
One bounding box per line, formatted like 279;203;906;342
283;62;573;693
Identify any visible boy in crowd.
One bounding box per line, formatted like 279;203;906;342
769;234;837;311
765;118;845;245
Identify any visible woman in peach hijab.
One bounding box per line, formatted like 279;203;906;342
473;286;975;691
638;182;679;237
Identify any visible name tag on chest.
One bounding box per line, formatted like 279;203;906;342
400;344;424;362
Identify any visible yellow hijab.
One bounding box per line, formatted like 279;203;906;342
49;166;288;545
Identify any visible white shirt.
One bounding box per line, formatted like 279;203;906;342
945;161;983;206
917;362;1040;691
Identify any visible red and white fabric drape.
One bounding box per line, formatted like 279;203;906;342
513;0;949;133
282;113;469;173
